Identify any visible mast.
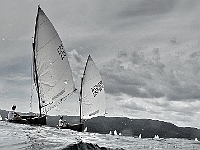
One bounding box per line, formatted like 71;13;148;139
79;55;90;123
79;77;83;123
32;6;42;117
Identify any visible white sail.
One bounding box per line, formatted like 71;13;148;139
109;131;112;135
114;130;118;135
33;7;76;110
154;135;159;139
81;55;106;119
84;127;88;132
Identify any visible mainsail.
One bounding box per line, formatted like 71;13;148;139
33;6;76;113
80;55;106;120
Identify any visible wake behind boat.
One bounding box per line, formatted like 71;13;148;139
57;123;84;132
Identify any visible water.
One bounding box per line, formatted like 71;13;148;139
0;121;200;150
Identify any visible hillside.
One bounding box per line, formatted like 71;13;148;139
85;116;200;139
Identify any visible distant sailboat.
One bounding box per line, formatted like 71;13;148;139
59;55;106;131
139;134;142;138
8;6;76;125
114;130;118;135
195;138;198;141
84;127;88;132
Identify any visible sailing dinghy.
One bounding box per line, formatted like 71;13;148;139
9;6;106;131
8;6;76;125
58;55;106;131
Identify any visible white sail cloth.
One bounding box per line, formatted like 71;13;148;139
33;7;76;108
81;55;106;119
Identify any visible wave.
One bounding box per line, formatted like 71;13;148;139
62;141;124;150
1;121;200;150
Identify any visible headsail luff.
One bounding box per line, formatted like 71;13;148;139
32;6;76;112
80;55;106;120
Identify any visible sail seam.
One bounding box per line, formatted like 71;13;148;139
37;57;59;78
39;72;67;101
43;88;76;113
38;34;59;51
39;19;49;26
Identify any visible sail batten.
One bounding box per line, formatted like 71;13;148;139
81;55;106;120
33;6;76;110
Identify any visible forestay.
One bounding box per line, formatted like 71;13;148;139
81;55;106;119
33;7;76;110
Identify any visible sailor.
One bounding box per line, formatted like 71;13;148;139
7;105;22;120
58;116;64;127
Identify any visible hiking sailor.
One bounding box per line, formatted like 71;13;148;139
58;116;67;127
7;105;22;120
58;116;64;127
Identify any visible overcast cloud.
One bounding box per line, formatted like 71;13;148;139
0;0;200;129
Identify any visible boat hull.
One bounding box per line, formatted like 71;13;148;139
8;115;46;125
26;115;46;125
7;119;29;124
57;123;84;132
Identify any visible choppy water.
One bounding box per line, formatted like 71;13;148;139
0;121;200;150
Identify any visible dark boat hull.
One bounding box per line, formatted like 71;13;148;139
25;115;46;125
57;123;84;132
7;119;29;124
8;115;46;125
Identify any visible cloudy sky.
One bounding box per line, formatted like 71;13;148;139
1;0;200;129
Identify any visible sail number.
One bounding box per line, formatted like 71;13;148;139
91;80;104;97
57;44;66;60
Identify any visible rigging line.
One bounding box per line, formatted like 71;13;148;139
30;50;34;113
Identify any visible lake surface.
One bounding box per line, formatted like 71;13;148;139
0;121;199;150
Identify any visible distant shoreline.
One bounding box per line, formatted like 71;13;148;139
0;109;199;139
